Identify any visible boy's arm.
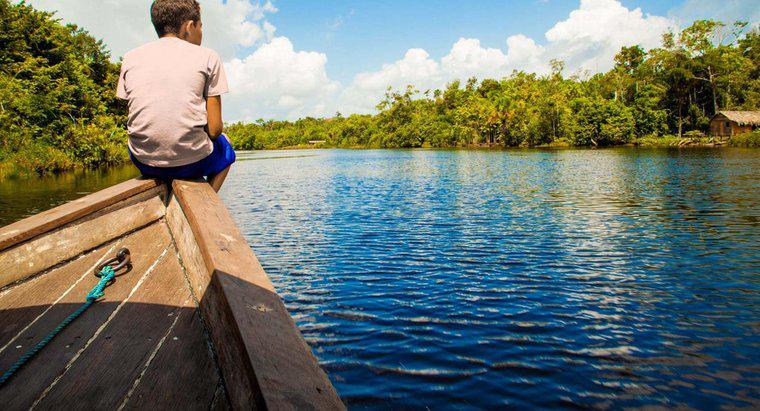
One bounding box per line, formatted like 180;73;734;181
116;61;128;99
206;95;223;139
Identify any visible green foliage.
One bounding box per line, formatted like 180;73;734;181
228;20;758;150
569;97;635;146
60;115;129;167
728;130;760;147
0;0;127;178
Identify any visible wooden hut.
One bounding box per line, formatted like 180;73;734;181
709;111;760;137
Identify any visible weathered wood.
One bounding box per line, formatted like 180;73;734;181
0;223;171;409
34;226;191;409
166;196;234;410
170;179;343;410
0;178;159;252
166;197;211;301
0;187;166;288
122;306;220;410
166;191;259;409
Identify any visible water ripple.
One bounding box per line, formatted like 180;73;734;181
223;148;760;409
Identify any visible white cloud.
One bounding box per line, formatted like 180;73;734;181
203;0;278;55
505;34;548;73
356;49;440;91
337;37;537;112
225;37;340;121
334;0;676;114
543;0;674;73
28;0;278;60
263;21;277;40
441;38;509;81
334;49;440;114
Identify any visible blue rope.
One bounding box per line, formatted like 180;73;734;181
0;266;116;386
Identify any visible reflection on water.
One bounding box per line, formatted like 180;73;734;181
0;165;138;226
1;148;758;409
224;148;760;409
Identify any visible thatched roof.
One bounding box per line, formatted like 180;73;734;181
713;111;760;125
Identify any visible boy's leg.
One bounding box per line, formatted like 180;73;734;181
206;134;235;192
208;165;231;192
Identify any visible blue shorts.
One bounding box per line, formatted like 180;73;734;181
130;135;236;180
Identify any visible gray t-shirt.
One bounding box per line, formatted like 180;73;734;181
117;37;229;167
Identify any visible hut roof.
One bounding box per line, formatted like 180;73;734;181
714;111;760;126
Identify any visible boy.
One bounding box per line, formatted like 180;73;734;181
116;0;234;192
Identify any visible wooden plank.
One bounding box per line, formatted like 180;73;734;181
0;188;166;288
165;192;259;408
0;223;171;409
33;237;195;409
166;197;210;301
121;304;220;410
0;178;159;252
165;198;232;410
170;179;343;410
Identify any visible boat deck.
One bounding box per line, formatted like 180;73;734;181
0;178;342;410
0;221;226;409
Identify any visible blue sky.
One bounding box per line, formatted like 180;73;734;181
267;0;682;84
28;0;759;121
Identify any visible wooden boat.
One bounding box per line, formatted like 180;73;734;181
0;178;343;410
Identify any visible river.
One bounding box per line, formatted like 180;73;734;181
2;148;759;409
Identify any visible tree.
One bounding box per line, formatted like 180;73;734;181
0;0;127;177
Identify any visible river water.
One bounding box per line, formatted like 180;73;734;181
2;148;759;409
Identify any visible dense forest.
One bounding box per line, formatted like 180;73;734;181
227;20;759;150
0;0;127;178
0;1;758;179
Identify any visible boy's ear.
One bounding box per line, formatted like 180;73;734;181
179;20;192;39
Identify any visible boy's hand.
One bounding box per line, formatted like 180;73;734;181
206;95;223;139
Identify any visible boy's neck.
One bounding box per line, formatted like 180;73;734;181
160;34;179;39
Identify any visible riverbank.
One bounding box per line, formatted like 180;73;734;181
268;131;760;151
0;132;129;181
633;132;760;148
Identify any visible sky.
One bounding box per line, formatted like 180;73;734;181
28;0;760;122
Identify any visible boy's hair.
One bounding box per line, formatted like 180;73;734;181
150;0;201;37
